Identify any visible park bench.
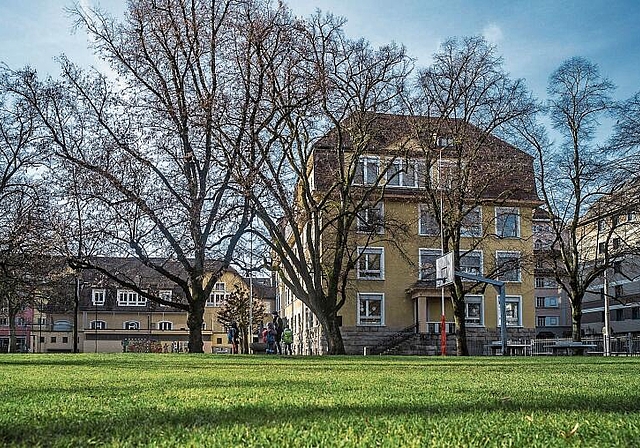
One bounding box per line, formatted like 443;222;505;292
488;341;530;356
545;341;597;355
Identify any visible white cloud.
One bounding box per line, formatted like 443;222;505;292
482;23;503;44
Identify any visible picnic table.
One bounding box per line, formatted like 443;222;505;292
489;341;530;356
545;341;597;355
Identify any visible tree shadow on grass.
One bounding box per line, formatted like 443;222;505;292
2;381;640;446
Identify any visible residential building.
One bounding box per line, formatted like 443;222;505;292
278;114;541;355
0;308;33;352
579;181;640;336
532;208;572;338
25;258;274;353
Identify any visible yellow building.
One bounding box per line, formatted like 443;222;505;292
279;114;541;355
31;258;274;353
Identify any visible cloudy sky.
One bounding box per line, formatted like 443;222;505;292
1;0;639;103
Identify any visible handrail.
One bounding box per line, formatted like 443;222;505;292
369;323;418;355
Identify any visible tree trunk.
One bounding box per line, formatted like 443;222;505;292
571;299;583;342
241;327;249;354
323;314;345;355
187;300;205;353
8;308;17;353
74;276;80;353
452;300;469;356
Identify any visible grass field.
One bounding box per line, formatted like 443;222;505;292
1;355;640;447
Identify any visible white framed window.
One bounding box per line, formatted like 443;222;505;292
546;316;559;326
117;290;146;306
124;321;140;330
207;282;226;307
354;156;380;185
357;293;384;326
497;295;522;327
357;202;384;234
496;251;521;282
90;320;106;330
460;250;483;277
465;294;484;326
0;317;7;326
386;159;419;188
432;158;460;190
461;207;482;237
158;290;172;306
418;204;439;236
92;289;106;306
419;248;442;281
496;207;520;238
537;296;559;308
53;320;71;331
158;321;173;331
627;210;637;222
535;277;556;288
437;136;455;147
357;247;385;280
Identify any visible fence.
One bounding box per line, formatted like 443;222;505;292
526;335;640;356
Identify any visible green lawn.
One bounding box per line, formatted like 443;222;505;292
1;355;639;447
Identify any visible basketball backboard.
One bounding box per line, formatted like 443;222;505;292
435;252;454;288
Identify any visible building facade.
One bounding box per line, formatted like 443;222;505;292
580;193;640;336
532;208;572;338
18;258;274;353
278;114;542;355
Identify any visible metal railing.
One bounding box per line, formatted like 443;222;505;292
425;321;456;335
369;323;418;355
529;335;640;356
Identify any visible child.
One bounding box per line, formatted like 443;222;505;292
282;325;293;355
265;322;276;354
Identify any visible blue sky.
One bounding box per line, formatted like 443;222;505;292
1;0;638;103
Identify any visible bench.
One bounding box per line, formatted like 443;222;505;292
546;342;597;355
488;341;530;356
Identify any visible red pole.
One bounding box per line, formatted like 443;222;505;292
440;314;447;355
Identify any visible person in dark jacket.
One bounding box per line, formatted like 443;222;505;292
229;321;240;354
271;310;284;355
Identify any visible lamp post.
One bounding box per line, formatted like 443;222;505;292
603;267;611;356
438;146;447;356
94;297;98;353
74;273;80;353
249;221;254;352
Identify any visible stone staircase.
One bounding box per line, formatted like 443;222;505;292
381;333;446;356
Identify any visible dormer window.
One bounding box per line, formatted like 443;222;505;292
92;289;106;306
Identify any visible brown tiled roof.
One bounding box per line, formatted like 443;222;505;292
75;257;228;287
313;113;540;203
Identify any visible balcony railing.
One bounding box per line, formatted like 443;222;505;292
425;321;456;334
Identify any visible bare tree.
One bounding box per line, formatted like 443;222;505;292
5;0;298;352
217;283;266;354
610;92;640;177
47;163;113;352
231;9;413;354
612;92;640;151
407;37;539;355
514;56;624;342
0;72;52;352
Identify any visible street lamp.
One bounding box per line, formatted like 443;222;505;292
94;297;98;353
438;145;447;356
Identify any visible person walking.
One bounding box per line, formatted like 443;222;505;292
282;325;293;355
229;321;240;354
271;310;284;354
